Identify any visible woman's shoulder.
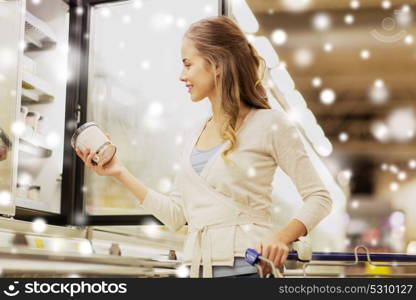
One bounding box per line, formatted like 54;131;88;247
251;108;293;128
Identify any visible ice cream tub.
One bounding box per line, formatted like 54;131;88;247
71;122;116;166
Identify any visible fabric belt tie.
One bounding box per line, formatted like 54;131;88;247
188;216;271;278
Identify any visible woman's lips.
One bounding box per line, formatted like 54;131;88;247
187;86;193;93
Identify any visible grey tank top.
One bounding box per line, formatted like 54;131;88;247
190;143;224;174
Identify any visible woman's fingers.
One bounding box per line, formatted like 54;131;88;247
255;238;290;277
269;246;278;262
87;149;96;167
263;245;270;262
260;246;289;275
255;243;262;254
255;243;266;275
76;148;101;172
262;245;272;274
273;248;284;268
98;155;108;168
280;250;289;267
82;149;90;167
255;244;288;276
266;246;277;273
76;148;86;163
81;148;93;168
75;148;81;159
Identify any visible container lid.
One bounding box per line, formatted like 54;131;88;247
71;122;98;148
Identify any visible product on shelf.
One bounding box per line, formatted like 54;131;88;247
0;129;12;161
20;106;28;121
25;11;57;51
71;122;117;166
36;115;45;135
16;183;29;199
28;185;41;201
22;71;55;102
25;111;41;132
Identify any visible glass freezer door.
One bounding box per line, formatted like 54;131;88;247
0;0;23;216
74;0;223;225
13;0;70;217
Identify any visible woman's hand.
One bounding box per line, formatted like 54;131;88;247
256;233;290;276
75;134;125;177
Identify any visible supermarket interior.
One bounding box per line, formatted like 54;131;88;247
0;0;415;277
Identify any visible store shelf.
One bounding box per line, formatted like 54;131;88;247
15;197;50;211
21;87;40;102
22;71;54;103
0;247;178;277
24;11;57;51
19;131;52;158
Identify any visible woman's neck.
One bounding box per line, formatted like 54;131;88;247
208;93;252;129
209;96;252;127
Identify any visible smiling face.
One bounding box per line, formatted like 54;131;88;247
179;38;217;102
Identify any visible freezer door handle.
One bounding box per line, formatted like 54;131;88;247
75;104;81;124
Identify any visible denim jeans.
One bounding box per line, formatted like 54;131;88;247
187;257;260;278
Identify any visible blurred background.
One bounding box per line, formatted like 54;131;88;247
244;0;416;254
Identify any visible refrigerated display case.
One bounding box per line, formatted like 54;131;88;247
0;0;71;220
81;0;224;223
1;0;225;227
1;1;223;276
0;0;22;217
0;217;182;277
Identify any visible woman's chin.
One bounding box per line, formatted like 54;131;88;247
190;94;204;102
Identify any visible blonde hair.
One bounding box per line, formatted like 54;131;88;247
184;16;271;163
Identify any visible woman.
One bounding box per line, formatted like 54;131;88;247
76;16;332;278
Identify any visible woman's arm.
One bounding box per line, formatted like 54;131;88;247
266;111;332;234
273;219;307;244
115;166;187;232
76;147;187;232
257;111;332;274
114;167;149;204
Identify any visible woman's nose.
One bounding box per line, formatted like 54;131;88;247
179;69;187;82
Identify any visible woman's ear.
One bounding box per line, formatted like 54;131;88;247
214;63;221;77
